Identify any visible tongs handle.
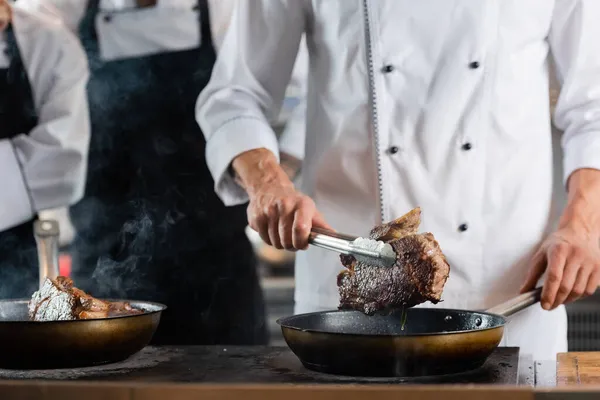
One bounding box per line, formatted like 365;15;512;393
309;228;357;255
34;219;60;290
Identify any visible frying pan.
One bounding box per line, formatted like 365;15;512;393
277;288;542;377
0;219;166;369
0;299;165;369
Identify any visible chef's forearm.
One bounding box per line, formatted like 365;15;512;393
231;148;294;197
559;168;600;239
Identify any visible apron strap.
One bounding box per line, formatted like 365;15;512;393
197;0;213;50
84;0;212;50
1;24;38;139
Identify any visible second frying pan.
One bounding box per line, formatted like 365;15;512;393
0;219;166;369
277;288;542;377
0;299;165;369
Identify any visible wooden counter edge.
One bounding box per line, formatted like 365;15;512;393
0;381;534;400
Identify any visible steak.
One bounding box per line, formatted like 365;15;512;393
338;207;450;314
28;276;143;321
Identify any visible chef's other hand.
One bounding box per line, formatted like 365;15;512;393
521;169;600;310
520;228;600;310
231;148;332;250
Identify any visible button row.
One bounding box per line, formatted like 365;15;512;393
381;60;476;235
386;143;472;154
385;146;470;233
381;61;481;74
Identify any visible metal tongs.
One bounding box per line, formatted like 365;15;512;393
308;227;397;268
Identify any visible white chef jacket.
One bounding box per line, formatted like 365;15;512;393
17;0;307;156
0;6;90;233
197;0;600;361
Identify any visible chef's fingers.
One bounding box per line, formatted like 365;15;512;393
312;211;333;231
585;267;600;297
277;198;296;250
564;265;590;305
292;198;315;250
551;246;586;308
541;244;568;310
520;249;546;293
248;207;271;246
549;257;579;310
266;204;283;249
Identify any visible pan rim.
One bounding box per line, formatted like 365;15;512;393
0;298;167;324
276;308;506;337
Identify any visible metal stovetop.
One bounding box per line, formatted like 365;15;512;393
0;346;534;385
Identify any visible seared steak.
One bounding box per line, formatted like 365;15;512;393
338;207;450;314
29;276;142;321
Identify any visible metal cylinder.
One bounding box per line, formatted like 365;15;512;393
34;219;60;289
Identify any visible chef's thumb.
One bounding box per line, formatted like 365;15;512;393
520;250;546;293
312;211;334;231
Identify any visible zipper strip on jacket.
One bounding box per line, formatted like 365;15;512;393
362;0;386;224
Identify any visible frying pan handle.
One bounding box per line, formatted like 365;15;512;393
34;219;60;289
485;287;543;317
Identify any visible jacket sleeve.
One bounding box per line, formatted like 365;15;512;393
549;0;600;186
279;99;306;161
0;22;90;231
14;0;87;33
279;36;308;161
196;0;307;206
207;0;237;52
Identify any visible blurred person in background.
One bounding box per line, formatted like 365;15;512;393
17;0;306;344
0;0;89;298
198;1;600;361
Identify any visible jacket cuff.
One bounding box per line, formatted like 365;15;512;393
0;140;35;230
278;101;306;160
563;132;600;186
205;117;280;206
279;125;305;160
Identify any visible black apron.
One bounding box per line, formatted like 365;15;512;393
0;26;39;299
70;1;268;345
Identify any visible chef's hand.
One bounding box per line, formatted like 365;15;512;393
521;169;600;310
520;227;600;310
232;148;332;250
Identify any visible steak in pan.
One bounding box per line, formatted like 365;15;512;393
337;207;450;314
29;276;143;321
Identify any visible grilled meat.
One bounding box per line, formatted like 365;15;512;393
338;207;450;314
28;276;143;321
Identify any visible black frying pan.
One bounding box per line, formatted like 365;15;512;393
277;288;542;377
0;299;166;369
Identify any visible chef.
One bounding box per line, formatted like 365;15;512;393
197;1;600;361
17;0;306;345
0;0;89;299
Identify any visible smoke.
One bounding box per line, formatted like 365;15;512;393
89;205;155;299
